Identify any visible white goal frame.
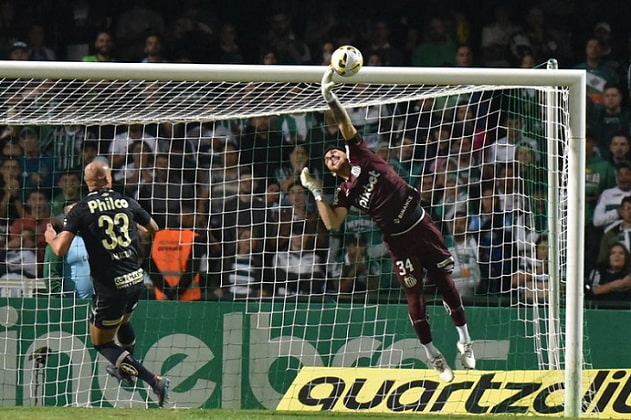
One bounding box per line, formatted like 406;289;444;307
0;61;586;417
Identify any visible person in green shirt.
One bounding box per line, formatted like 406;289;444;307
82;31;116;62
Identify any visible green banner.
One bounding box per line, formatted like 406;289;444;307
0;299;624;409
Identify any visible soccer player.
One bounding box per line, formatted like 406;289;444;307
300;68;475;382
44;160;170;406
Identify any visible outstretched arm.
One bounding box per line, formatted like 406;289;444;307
321;67;357;141
300;168;348;230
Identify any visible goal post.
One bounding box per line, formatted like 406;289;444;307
0;61;586;416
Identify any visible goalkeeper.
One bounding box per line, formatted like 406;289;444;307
301;68;475;382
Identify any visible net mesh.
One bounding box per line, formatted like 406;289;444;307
0;74;587;410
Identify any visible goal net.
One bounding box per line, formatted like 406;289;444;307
0;62;586;415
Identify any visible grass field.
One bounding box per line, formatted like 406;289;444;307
0;407;567;419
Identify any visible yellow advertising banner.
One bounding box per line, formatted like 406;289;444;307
277;367;631;417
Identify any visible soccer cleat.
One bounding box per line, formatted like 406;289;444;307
106;364;135;387
457;341;476;369
429;353;454;383
152;376;171;408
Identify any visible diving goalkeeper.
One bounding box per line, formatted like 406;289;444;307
300;67;475;382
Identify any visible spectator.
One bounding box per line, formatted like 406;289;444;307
598;195;631;264
114;0;164;61
495;163;536;256
2;227;38;281
275;144;319;195
480;5;520;67
277;182;328;252
511;234;550;302
585;132;616;272
454;44;474;67
389;131;423;187
141;34;166;63
586;242;631;301
18;127;55;196
186;123;233;170
212;23;244;64
593;21;619;71
113;140;154;198
272;220;326;297
210;168;272;258
7;189;57;265
445;211;481;297
208;141;241;213
164;12;213;63
263;178;282;222
0;158;24;225
471;183;516;295
215;226;266;300
50;171;82;220
589;84;631;153
411;16;456;67
41;125;97;172
239;116;284;178
327;234;380;295
28;23;55;61
520;51;537;68
483;115;539;178
606;132;631;167
593;161;631;232
60;1;113;60
137;153;196;229
261;12;311;64
108;124;157;169
509;6;571;66
367;20;402;66
574;38;619;106
8;40;31;61
82;31;115;62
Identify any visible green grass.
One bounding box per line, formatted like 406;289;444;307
0;407;574;419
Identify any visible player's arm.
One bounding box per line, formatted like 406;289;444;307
300;168;348;230
321;67;357;141
44;224;75;256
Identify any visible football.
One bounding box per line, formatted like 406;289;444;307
330;45;363;77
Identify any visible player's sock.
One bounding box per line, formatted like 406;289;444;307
456;324;471;344
94;341;157;386
117;323;136;354
421;341;441;359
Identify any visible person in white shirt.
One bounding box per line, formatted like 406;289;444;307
594;161;631;231
108;124;157;169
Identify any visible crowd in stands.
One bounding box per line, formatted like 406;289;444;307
2;0;631;305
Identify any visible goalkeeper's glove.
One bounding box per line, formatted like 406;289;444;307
300;167;323;201
321;67;337;103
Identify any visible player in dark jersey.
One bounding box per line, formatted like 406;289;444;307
300;68;475;382
44;159;170;406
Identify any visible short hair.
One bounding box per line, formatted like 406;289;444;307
616;161;631;171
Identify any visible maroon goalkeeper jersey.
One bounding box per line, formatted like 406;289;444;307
332;135;425;237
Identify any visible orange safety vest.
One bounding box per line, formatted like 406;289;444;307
151;229;201;301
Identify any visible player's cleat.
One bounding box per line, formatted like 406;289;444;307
429;353;454;383
152;376;171;408
106;364;135;387
457;341;476;369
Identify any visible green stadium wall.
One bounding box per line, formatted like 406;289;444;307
0;299;626;408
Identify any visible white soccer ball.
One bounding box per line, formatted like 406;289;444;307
330;45;363;77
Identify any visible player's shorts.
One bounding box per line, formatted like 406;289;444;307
90;283;144;329
384;213;452;292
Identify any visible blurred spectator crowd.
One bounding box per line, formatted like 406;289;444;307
1;0;631;306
